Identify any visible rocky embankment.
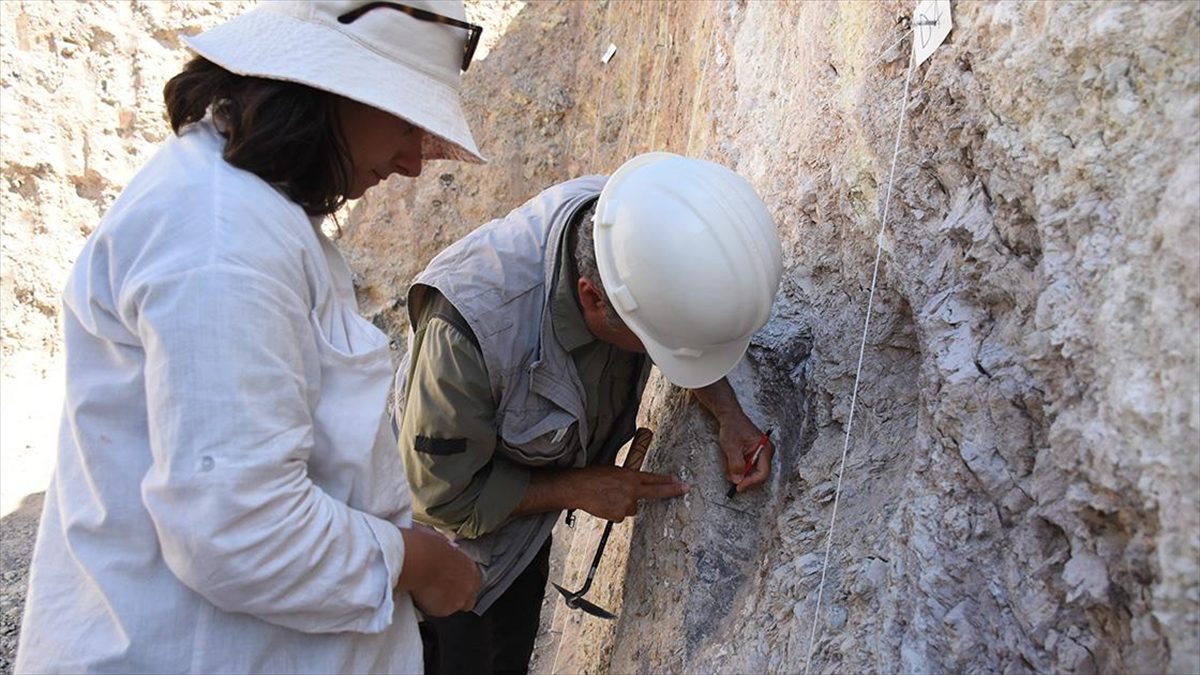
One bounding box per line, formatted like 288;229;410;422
341;2;1200;673
2;1;1196;673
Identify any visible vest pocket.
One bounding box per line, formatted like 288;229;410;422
498;408;577;465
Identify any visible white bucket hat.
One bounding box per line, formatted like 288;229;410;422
184;0;485;163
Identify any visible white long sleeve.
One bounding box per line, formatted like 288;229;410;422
136;263;404;632
17;121;423;674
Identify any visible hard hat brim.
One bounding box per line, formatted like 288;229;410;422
642;333;752;390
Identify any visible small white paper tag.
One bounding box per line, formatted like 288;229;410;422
602;43;618;64
912;0;952;67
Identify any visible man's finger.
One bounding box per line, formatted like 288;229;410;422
725;449;745;483
736;444;773;492
636;470;684;485
636;480;690;501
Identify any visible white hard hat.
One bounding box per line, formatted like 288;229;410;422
593;152;784;389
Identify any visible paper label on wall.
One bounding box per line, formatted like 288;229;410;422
912;0;952;67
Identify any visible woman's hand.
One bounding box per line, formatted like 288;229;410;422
397;523;482;617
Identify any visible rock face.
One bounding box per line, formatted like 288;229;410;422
1;1;1196;674
340;1;1199;673
1;0;254;363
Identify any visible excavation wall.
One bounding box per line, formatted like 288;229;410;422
341;1;1200;673
1;1;1196;674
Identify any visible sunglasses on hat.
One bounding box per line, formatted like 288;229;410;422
338;1;483;72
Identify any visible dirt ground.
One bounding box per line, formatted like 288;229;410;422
0;493;41;674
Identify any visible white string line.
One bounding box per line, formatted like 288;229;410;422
866;27;914;71
803;46;918;675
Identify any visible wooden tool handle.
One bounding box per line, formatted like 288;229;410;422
623;428;653;472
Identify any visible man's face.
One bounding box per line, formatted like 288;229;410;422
578;277;646;354
593;317;646;354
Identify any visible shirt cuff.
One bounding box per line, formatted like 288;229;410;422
359;514;407;632
461;459;531;538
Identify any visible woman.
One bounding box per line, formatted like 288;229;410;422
17;2;484;672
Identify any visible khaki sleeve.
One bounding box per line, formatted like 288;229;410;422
398;316;530;539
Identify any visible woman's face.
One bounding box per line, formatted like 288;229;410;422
337;98;425;199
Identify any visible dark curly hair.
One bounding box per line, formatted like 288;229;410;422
163;57;351;216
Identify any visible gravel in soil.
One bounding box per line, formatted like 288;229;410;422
0;492;42;675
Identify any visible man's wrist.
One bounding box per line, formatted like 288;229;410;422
692;378;740;419
512;467;584;517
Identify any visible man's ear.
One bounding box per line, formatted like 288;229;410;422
577;277;606;312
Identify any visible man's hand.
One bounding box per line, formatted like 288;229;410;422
718;411;772;493
691;378;773;493
571;465;688;522
398;523;482;617
515;428;689;521
576;427;688;521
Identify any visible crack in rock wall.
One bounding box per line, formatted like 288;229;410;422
341;1;1199;672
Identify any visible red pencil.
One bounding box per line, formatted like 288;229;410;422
727;429;772;498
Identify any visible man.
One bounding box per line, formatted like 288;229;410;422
395;152;784;673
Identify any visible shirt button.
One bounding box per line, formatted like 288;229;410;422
200;456;215;472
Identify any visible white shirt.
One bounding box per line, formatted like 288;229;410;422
16;121;422;674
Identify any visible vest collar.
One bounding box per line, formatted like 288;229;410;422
550;217;595;353
529;196;601;451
